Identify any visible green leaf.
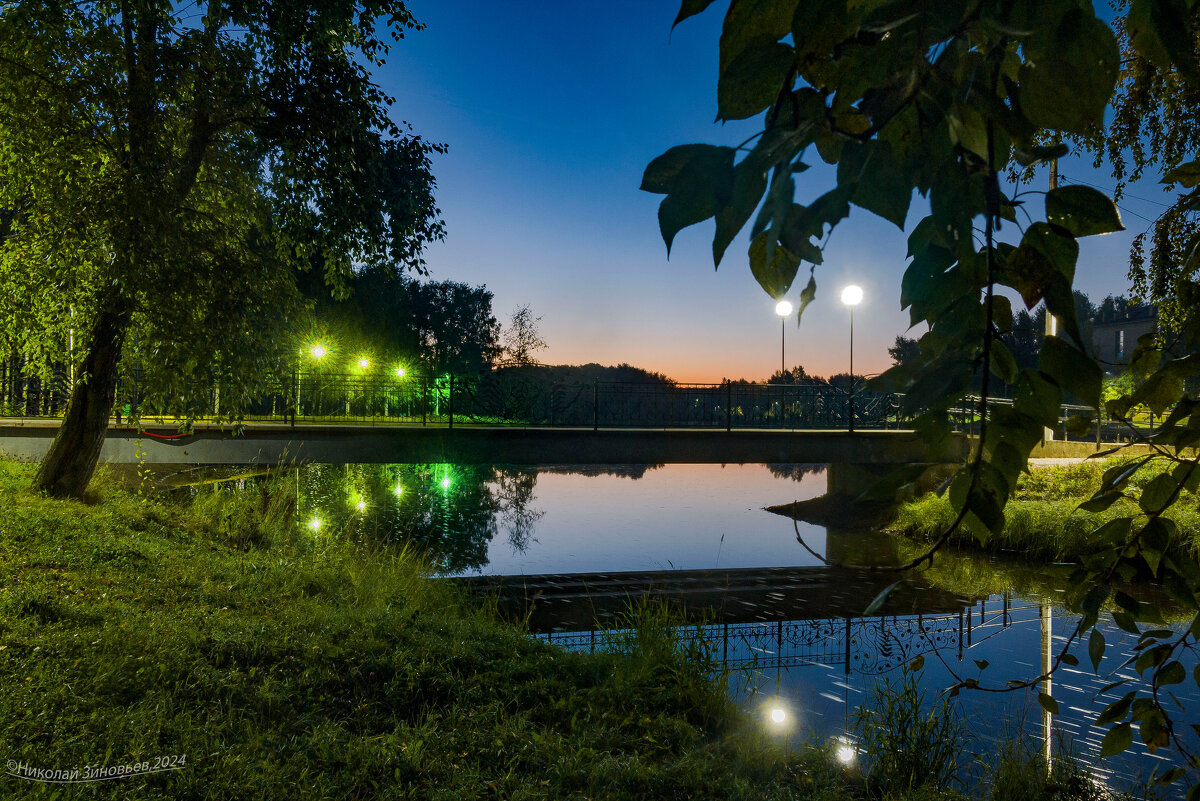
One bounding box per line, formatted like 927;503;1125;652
1163;159;1200;189
863;580;900;616
1019;9;1120;135
1079;490;1124;513
1095;691;1136;726
795;269;817;323
719;0;796;74
1037;692;1059;715
673;0;720;29
1158;661;1186;686
974;659;990;671
1045;186;1124;237
642;144;725;193
908;654;925;672
1039;337;1101;403
713;159;768;267
1127;0;1200;84
1013;369;1061;429
1089;628;1106;671
651;146;736;254
1139;474;1178;514
990;339;1019;384
1014;143;1069;167
1099;722;1133;758
748;231;800;298
840;140;914;229
718;42;795;121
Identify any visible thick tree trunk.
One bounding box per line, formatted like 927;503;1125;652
32;305;129;498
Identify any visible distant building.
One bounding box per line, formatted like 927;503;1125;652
1091;302;1156;369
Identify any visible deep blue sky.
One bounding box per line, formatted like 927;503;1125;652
378;1;1172;381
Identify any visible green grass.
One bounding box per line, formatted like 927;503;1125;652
887;460;1200;563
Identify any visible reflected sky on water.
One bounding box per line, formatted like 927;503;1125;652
288;462;831;576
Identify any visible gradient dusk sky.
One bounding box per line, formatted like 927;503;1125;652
378;0;1174;383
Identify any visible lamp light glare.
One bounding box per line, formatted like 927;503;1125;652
394;484;404;497
836;744;856;764
355;499;366;512
770;707;786;724
440;477;452;490
775;299;794;317
357;358;370;369
841;285;863;306
395;367;406;378
309;345;327;359
308;517;323;531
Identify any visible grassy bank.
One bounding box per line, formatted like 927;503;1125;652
0;460;1137;800
887;460;1200;562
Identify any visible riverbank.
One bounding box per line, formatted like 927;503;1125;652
887;460;1200;562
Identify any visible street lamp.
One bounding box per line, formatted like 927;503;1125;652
774;299;793;379
296;343;328;423
840;285;863;432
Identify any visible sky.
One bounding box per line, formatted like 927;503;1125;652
376;0;1175;382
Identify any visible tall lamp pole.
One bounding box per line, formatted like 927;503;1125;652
840;285;863;432
775;299;793;378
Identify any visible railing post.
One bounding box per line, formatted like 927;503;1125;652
593;379;598;431
725;380;732;431
448;374;454;429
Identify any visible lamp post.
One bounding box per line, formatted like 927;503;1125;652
296;344;327;423
840;285;863;432
774;299;793;379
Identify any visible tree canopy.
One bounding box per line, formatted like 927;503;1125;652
0;1;444;495
648;0;1200;786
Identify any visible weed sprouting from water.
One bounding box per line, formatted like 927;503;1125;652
853;666;965;796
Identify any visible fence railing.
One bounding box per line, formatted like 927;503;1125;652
1;369;1146;439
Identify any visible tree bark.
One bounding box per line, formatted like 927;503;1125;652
32;304;129;498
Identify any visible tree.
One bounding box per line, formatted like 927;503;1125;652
1095;1;1200;325
301;267;501;376
887;337;920;368
0;1;444;497
501;304;548;366
648;0;1200;782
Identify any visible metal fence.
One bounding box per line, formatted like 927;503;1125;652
231;374;905;430
1;367;1144;438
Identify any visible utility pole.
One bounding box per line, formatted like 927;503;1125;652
1044;157;1059;442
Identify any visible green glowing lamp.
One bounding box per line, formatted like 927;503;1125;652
310;345;327;359
308;517;323;531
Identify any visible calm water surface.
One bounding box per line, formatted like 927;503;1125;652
186;461;1198;795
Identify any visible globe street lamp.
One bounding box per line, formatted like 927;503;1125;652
296;343;328;423
774;299;793;379
840;285;863;432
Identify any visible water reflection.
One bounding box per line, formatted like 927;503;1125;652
284;462;831;575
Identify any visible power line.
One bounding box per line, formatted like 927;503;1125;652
1058;175;1158;225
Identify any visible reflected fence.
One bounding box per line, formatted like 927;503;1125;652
537;592;1037;675
0;367;1132;437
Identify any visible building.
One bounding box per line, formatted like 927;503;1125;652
1091;302;1156;370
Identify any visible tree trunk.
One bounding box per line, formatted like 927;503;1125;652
33;305;129;498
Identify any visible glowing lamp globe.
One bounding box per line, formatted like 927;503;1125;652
357;358;370;369
840;285;863;307
775;299;794;317
310;345;327;359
